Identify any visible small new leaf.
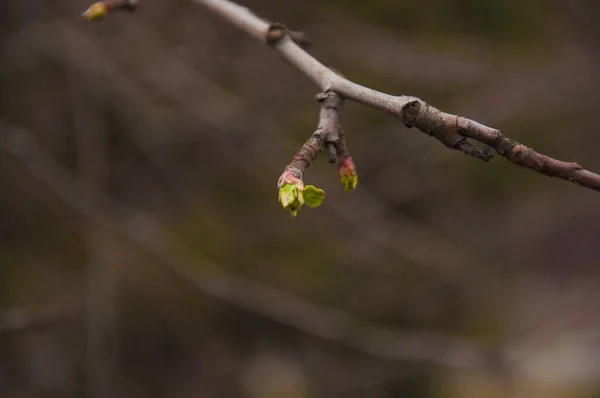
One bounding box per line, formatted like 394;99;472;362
278;182;324;216
279;183;302;217
279;184;297;207
303;185;325;208
340;174;358;192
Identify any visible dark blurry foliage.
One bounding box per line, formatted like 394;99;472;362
326;0;549;45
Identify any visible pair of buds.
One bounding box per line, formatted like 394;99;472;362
278;157;358;217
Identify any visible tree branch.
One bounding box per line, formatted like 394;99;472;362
82;0;600;194
189;0;599;193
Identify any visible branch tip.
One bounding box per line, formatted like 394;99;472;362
82;0;138;21
82;2;107;20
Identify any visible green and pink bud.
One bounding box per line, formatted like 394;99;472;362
337;157;358;192
278;169;324;217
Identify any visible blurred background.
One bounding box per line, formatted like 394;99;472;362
1;0;600;397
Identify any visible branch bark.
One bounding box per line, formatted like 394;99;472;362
187;0;600;192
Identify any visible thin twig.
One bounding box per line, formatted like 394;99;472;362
278;93;346;186
0;120;504;372
65;44;118;398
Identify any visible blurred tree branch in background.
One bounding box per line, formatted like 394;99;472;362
0;120;504;373
0;305;80;334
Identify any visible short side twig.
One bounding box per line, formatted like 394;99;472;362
82;0;138;20
277;91;360;216
315;91;359;192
